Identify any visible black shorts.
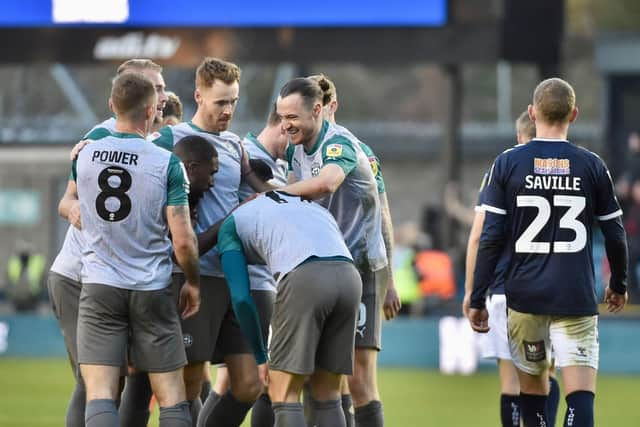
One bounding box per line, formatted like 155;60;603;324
172;274;252;364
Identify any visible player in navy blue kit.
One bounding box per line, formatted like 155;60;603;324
469;78;628;427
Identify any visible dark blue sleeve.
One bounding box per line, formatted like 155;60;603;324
600;216;629;295
480;156;508;216
470;157;508;309
594;158;623;221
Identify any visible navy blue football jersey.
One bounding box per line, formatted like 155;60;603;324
480;138;622;315
477;170;510;296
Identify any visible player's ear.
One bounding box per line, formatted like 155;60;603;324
194;88;202;106
528;104;535;122
108;98;114;113
330;100;339;116
569;106;579;124
313;102;322;119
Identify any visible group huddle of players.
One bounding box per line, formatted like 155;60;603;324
48;57;400;427
463;78;628;427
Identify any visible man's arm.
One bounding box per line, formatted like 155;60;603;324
58;179;82;229
167;205;200;319
279;164;346;200
462;209;485;318
196;218;224;255
218;216;268;364
600;216;629;313
379;191;401;320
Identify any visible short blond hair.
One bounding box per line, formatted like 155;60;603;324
308;74;337;107
196;57;241;88
533;78;576;124
516;110;536;141
116;59;162;75
111;73;156;120
163;91;183;121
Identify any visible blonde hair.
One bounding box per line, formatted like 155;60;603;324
533;78;576;124
516;110;536;141
116;59;162;75
111;73;156;120
196;57;241;88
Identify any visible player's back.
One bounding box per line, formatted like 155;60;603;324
230;191;352;279
75;132;178;290
483;138;621;315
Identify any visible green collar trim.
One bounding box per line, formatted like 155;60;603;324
111;131;144;139
188;121;220;136
245;132;276;161
304;119;329;155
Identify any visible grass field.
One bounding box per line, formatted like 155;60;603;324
2;358;639;426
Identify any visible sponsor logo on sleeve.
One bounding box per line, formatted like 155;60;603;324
325;143;343;158
368;156;379;176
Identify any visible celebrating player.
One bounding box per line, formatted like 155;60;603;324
218;191;362;427
73;72;200;427
469;78;628;427
52;58;168;427
277;77;388;427
153;57;267;427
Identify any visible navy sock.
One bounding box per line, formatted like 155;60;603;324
500;394;521;427
520;393;548;427
563;391;594;427
547;377;560;427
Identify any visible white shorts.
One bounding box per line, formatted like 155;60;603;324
507;308;599;375
478;294;511;360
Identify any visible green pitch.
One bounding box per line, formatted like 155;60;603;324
1;358;639;426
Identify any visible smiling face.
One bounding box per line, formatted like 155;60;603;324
276;93;323;147
138;68;167;125
194;80;239;132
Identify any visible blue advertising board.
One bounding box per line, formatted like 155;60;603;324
1;0;447;27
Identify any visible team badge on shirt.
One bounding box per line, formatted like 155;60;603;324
325;143;343;158
368;156;379;176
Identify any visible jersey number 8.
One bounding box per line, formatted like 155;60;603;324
96;166;132;222
516;195;586;254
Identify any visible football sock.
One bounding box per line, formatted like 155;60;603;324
196;391;221;427
118;372;152;427
159;401;192;427
312;398;346;427
66;378;86;427
563;391;594;427
200;380;212;404
189;399;202;427
547;377;560;427
302;382;316;427
520;393;548;427
341;394;355;427
251;393;275;427
85;399;118;427
204;390;253;427
500;394;521;427
273;402;305;427
354;400;384;427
